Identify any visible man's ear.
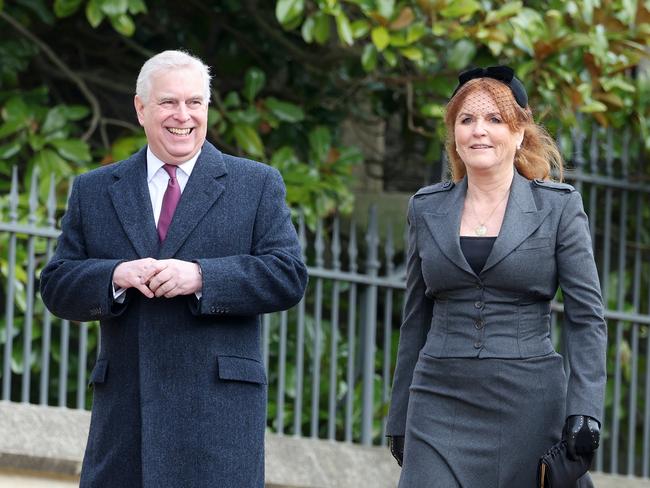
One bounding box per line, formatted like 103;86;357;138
134;95;145;126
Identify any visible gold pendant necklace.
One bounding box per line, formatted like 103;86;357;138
475;223;488;236
469;187;510;236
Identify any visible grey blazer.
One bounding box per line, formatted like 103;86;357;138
386;170;607;437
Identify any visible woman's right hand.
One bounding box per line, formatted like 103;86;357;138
389;435;405;466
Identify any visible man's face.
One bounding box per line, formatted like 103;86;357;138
134;67;208;165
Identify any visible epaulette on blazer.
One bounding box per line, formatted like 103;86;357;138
414;181;455;197
532;179;575;193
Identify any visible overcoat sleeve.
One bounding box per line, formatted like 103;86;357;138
556;190;607;423
40;176;126;322
386;196;434;436
191;167;308;317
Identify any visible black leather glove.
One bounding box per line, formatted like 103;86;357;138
389;435;404;467
562;415;600;461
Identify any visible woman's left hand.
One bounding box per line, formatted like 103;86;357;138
562;415;600;460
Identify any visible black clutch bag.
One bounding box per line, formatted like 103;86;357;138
537;440;593;488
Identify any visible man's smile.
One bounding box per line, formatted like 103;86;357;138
167;127;194;136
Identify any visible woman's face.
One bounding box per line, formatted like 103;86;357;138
453;90;523;174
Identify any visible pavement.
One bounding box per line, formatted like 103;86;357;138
2;470;650;487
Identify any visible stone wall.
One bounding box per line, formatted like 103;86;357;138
1;401;648;487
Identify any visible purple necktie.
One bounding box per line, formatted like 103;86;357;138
157;164;181;242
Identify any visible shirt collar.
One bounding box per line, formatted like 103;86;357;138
146;146;201;183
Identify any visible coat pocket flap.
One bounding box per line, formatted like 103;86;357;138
217;356;267;385
89;359;108;386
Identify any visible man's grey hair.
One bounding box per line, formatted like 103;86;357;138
136;50;212;103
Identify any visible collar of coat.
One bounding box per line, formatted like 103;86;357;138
107;141;228;259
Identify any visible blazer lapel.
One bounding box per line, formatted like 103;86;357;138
108;148;160;258
158;142;227;258
421;178;477;277
482;171;551;274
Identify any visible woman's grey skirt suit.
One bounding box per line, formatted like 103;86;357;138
386;171;607;487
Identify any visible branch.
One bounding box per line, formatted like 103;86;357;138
0;11;102;142
79;72;135;95
102;117;141;132
242;0;356;72
406;81;435;138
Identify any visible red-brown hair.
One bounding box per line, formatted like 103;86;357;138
444;78;564;182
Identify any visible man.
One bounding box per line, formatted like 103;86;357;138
40;50;308;487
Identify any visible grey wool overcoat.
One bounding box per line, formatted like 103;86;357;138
40;142;308;488
386;170;607;437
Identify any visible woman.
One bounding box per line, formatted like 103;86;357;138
386;66;606;487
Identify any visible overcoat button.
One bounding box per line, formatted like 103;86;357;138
475;319;484;329
474;341;482;349
474;301;483;309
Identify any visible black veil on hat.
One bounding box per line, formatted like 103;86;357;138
451;65;528;108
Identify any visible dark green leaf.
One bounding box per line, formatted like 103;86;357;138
361;44;377;72
14;0;55;25
233;124;264;158
54;0;83;18
227;108;260;125
265;98;304;123
351;19;370;39
50;139;92;162
111;134;147;161
128;0;147;15
371;26;390;51
377;0;395;19
86;0;104;27
207;107;222;128
308;126;331;163
400;47;422;61
60;105;90;121
244;68;266;102
31;149;72;177
3;97;31;122
276;0;304;27
447;39;476;70
0;141;21;159
335;12;354;46
440;0;481;18
41;107;67;134
313;12;330;44
301;14;316;43
109;13;135;36
100;0;128;16
382;49;397;67
0;119;26;139
223;92;241;109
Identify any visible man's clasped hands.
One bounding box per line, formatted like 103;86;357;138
113;258;203;299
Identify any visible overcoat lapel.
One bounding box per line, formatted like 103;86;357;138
158;143;227;258
421;178;477;277
108;148;160;258
482;171;551;273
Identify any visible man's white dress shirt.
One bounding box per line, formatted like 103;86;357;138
113;147;201;301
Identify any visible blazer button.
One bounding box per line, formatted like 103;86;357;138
475;319;484;329
474;301;483;309
474;341;482;349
